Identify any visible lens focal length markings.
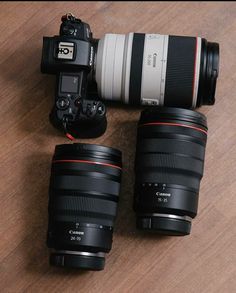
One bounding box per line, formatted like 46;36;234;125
141;34;169;106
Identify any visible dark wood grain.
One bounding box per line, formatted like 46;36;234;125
0;2;236;293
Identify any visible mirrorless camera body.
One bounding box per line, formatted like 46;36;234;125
41;13;106;139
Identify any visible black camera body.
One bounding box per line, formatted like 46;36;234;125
41;13;106;139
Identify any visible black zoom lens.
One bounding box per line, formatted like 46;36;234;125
47;143;122;270
134;107;208;236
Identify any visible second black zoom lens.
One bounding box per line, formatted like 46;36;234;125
47;143;122;270
134;107;208;236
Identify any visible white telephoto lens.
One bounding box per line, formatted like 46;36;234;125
96;33;202;108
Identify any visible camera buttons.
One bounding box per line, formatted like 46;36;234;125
97;104;105;115
86;105;94;117
56;98;70;110
74;99;81;108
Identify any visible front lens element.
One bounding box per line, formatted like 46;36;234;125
47;143;122;270
134;107;208;235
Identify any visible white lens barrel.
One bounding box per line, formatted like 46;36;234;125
96;33;202;108
96;34;125;101
140;34;169;106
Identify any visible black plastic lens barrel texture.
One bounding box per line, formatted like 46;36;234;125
134;107;208;235
47;143;122;270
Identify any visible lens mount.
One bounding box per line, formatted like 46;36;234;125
136;214;192;236
50;250;105;270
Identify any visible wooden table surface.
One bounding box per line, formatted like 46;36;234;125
0;2;236;292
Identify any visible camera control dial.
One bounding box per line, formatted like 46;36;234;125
56;98;70;110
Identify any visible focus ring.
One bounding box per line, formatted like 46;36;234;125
52;175;120;196
136;153;204;176
49;196;118;218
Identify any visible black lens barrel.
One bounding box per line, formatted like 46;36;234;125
164;37;219;108
134;107;207;235
164;35;197;108
47;143;122;270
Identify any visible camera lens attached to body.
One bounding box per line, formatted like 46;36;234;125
96;34;219;108
133;107;208;235
47;143;122;270
41;14;220;139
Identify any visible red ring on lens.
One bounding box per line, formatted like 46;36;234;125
139;122;207;135
52;159;122;170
